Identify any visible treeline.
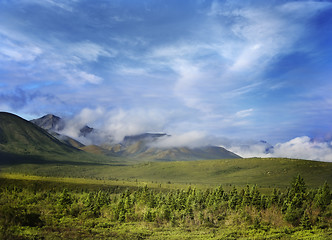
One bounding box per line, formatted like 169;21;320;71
86;175;331;228
0;175;331;239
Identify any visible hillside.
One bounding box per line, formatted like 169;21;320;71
30;114;65;132
30;114;93;148
0;112;77;155
104;133;241;161
1;112;331;189
31;114;242;161
0;112;116;165
2;157;331;189
120;145;241;161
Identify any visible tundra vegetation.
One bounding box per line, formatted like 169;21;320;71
0;174;331;239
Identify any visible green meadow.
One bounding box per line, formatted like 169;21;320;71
0;171;331;239
0;157;332;239
2;157;331;188
1;113;332;239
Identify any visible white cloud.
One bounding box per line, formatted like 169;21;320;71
68;41;116;63
61;69;103;85
150;131;215;149
208;1;332;76
117;66;150;76
60;107;169;143
172;60;210;112
103;108;168;143
235;108;253;118
22;0;78;12
50;106;332;162
0;35;42;62
273;137;332;162
278;1;332;18
226;136;332;162
140;0;332;118
0;27;107;86
2;0;332;152
59;107;106;145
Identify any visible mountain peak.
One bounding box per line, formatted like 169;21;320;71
80;125;94;137
44;114;60;120
31;114;64;132
0;112;78;157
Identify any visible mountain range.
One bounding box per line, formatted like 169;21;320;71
0;112;84;164
0;112;241;163
30;113;241;161
2;112;332;189
0;112;77;154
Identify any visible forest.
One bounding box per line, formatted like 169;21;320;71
0;174;331;239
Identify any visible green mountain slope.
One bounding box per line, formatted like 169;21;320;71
0;112;78;155
0;112;118;165
104;133;241;161
30;114;241;161
1;112;331;189
129;145;241;161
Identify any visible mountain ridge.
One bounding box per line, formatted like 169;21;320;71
31;114;65;132
30;114;92;148
29;113;242;161
0;112;79;156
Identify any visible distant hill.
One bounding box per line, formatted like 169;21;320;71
0;112;78;157
122;133;169;146
0;112;119;165
31;114;65;132
30;113;241;161
1;112;332;189
31;114;95;138
104;133;241;161
51;132;85;149
79;125;94;137
31;114;92;148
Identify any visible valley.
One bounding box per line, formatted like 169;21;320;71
0;112;331;239
2;1;332;239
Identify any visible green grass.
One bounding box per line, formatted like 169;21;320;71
1;157;331;189
0;173;189;192
1;173;331;240
1;112;331;189
2;112;332;239
15;222;329;240
0;112;127;166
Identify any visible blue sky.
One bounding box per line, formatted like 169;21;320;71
1;0;332;160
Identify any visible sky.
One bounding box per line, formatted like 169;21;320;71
1;0;332;161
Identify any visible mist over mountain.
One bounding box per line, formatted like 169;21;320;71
0;112;79;159
31;114;65;132
31;114;94;136
122;133;169;146
28;112;332;162
31;114;96;147
80;125;94;137
29;113;241;161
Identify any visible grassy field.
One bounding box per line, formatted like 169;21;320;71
0;172;331;239
1;112;332;239
2;157;331;189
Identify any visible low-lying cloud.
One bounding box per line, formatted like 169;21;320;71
149;131;217;149
273;137;332;162
226;136;332;162
57;108;332;162
59;107;168;144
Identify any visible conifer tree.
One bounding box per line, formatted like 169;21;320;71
300;212;312;230
251;185;261;208
315;182;331;212
283;175;307;225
